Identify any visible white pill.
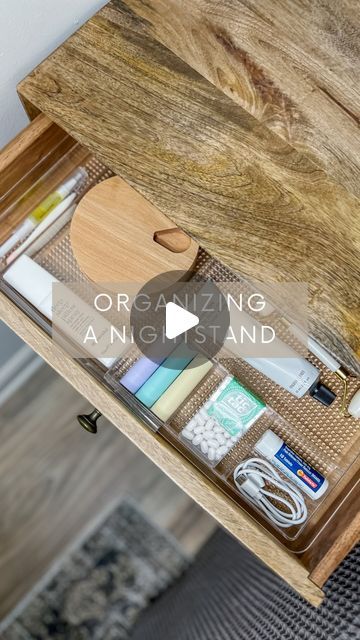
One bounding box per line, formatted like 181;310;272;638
231;436;238;442
203;431;215;441
217;445;228;458
208;439;219;449
182;430;193;440
194;425;204;434
215;433;226;445
207;418;216;430
186;421;195;432
213;425;223;434
193;434;203;446
200;440;209;454
208;447;216;461
223;432;230;439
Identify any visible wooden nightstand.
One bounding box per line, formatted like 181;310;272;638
1;1;359;606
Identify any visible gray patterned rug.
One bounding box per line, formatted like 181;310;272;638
2;500;189;640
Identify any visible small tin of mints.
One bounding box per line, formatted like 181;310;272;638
180;375;265;465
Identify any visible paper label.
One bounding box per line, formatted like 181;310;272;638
275;443;325;494
206;376;265;436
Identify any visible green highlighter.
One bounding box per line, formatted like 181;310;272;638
135;342;196;408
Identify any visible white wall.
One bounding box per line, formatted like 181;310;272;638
0;0;106;362
0;0;107;149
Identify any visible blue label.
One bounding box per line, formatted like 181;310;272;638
275;444;325;494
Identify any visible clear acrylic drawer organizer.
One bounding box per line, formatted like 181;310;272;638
1;140;359;552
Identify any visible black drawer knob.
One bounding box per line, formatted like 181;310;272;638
77;409;102;434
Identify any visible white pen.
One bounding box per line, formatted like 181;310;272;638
287;322;342;373
7;194;77;264
0;167;87;258
258;300;344;374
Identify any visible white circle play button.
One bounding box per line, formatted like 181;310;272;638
165;302;199;339
130;270;230;369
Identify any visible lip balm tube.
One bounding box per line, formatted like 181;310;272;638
3;255;120;368
255;429;328;500
135;343;196;408
0;168;87;258
151;354;213;421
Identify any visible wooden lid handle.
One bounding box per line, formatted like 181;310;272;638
153;228;192;253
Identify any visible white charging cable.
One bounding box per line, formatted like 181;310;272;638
233;458;308;528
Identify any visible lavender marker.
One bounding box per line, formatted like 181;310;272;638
120;356;163;394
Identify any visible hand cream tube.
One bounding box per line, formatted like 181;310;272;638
244;356;335;405
3;255;122;368
226;306;336;406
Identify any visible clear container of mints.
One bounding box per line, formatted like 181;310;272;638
180;373;266;466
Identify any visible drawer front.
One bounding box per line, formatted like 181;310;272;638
0;115;358;607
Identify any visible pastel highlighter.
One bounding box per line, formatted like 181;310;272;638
120;342;177;394
151;354;213;421
135;342;196;407
121;356;163;394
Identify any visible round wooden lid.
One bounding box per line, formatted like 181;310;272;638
70;177;199;288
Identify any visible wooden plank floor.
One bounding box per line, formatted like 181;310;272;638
0;362;215;621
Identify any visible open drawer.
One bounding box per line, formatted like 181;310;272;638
0;114;359;606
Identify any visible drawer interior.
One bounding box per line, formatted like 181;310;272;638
0;116;359;572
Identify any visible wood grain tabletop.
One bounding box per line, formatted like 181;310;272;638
124;0;360;199
18;0;360;373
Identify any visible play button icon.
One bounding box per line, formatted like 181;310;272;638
165;302;199;339
130;270;230;369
